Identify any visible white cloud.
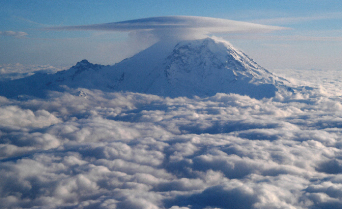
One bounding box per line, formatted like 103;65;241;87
1;73;342;208
251;12;342;25
0;63;68;81
0;105;61;130
0;31;28;38
48;16;287;41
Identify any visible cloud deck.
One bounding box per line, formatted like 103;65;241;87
1;79;342;208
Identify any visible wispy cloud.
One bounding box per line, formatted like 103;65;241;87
0;31;28;38
251;12;342;25
225;34;342;42
13;16;51;27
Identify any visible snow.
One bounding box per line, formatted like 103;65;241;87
0;37;293;99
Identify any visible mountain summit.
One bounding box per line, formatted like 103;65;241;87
0;37;290;99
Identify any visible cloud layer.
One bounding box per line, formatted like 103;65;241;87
1;70;342;208
49;16;287;40
0;63;66;81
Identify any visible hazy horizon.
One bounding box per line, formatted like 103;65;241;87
1;0;342;71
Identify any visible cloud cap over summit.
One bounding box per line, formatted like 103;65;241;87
48;16;288;40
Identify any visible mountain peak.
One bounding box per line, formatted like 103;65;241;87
165;38;271;78
73;59;100;70
155;37;282;98
0;37;291;99
76;59;90;65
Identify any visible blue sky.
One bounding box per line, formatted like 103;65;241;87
1;0;341;70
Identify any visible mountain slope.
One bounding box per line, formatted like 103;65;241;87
0;37;291;99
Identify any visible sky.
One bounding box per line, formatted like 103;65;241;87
1;0;342;71
3;1;342;208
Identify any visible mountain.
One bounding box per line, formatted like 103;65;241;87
0;37;291;99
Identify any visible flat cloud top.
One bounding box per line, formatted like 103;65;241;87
48;16;288;39
1;84;342;208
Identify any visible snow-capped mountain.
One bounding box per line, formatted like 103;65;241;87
0;37;291;99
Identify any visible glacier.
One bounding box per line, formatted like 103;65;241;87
0;37;292;99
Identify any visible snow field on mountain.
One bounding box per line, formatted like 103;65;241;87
0;38;288;99
1;84;342;208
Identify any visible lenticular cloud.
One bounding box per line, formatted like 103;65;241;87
1;75;342;208
49;16;287;40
